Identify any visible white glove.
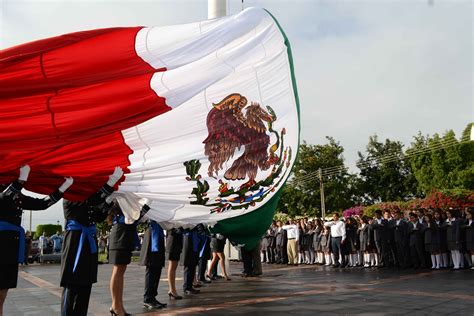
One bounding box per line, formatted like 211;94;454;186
107;166;124;187
58;177;74;193
19;165;31;182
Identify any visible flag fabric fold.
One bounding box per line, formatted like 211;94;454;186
0;7;300;248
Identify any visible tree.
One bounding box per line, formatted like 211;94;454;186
278;137;357;216
357;135;417;203
35;224;62;239
407;123;473;194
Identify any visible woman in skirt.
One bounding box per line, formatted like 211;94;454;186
463;209;474;270
434;210;448;268
0;165;72;316
320;226;332;266
108;201;151;315
344;217;358;267
313;219;323;264
359;216;371;267
207;233;231;280
166;228;184;299
423;214;441;269
444;209;463;270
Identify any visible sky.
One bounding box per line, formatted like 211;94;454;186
1;0;472;230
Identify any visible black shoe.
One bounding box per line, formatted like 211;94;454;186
200;279;212;284
332;264;340;268
143;299;166;310
168;292;183;300
184;288;200;294
110;307;131;315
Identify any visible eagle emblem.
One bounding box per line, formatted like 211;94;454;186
203;93;274;189
183;93;292;213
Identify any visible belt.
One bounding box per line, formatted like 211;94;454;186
65;220;97;273
0;221;25;263
288;238;296;240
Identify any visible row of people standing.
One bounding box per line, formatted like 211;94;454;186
261;208;474;271
109;212;231;315
0;165;234;316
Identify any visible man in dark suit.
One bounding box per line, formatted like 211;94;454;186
386;211;398;267
408;212;426;269
371;210;388;267
182;227;200;294
392;210;410;268
275;221;288;264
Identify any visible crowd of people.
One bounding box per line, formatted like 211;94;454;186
0;165;236;316
1;165;473;316
261;208;474;271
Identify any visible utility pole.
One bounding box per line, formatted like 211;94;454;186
318;168;326;219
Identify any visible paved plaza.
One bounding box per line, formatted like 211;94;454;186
5;262;474;315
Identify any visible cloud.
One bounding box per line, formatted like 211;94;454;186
2;0;472;227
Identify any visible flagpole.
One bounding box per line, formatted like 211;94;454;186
208;0;231;278
208;0;227;19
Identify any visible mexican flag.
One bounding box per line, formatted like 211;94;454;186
0;8;300;248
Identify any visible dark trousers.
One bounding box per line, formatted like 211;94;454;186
241;248;253;274
395;241;410;268
386;242;398;267
276;245;288;264
331;237;344;266
61;284;92;316
267;246;276;263
183;265;196;291
198;257;207;281
144;265;162;302
410;243;426;268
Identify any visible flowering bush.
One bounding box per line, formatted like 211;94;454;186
343;206;364;218
419;190;474;209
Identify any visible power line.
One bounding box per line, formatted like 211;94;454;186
291;137;466;183
289;138;471;186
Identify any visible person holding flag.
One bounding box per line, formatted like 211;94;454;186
60;167;123;316
0;165;73;316
107;200;153;315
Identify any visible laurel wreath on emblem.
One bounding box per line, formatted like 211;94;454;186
183;93;292;213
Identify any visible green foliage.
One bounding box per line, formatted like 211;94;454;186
357;135;418;203
35;224;62;239
407;123;473;194
276;123;473;218
273;212;289;223
363;201;410;218
96;221;111;236
277;137;358;217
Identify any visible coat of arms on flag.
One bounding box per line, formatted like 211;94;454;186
184;93;293;214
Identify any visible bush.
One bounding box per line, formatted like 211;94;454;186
343;206;364;218
363;201;410;218
35;224;62;239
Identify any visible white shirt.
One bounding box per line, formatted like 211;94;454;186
325;220;346;241
282;224;299;241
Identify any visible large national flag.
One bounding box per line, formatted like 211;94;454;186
0;8;300;248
